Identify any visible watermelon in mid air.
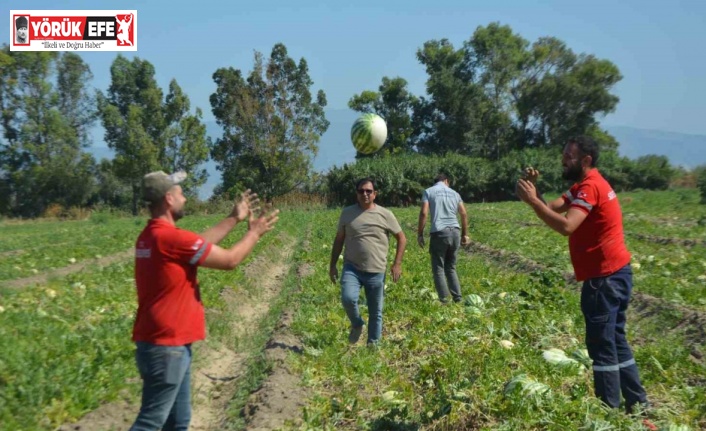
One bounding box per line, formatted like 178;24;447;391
351;113;387;155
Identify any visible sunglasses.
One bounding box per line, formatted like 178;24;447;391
356;189;374;195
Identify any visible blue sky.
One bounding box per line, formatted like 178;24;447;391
3;0;706;136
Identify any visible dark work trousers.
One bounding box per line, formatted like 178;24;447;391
429;226;462;303
581;264;648;411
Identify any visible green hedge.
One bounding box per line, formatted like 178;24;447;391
324;150;677;207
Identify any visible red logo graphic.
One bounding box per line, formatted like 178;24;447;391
115;13;134;46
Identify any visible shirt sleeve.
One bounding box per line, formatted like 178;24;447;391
421;189;429;203
165;229;212;266
385;210;403;235
562;185;576;205
569;183;597;214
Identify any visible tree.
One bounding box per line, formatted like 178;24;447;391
629;155;674;190
90;159;132;210
56;53;97;147
98;56;163;215
514;37;621;148
210;43;329;199
163;80;209;197
413;23;622;157
348;76;417;156
462;23;528;158
414;38;485;155
0;48;97;217
98;56;208;214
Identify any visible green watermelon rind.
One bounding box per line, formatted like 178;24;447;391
350;114;385;154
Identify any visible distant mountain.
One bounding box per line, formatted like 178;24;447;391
605;126;706;168
87;111;706;200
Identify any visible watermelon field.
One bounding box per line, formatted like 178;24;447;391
1;189;705;430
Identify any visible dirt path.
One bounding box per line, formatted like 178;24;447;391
189;242;294;430
58;236;301;431
3;249;134;289
241;262;313;431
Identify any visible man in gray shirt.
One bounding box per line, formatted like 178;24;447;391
417;174;469;303
330;178;407;345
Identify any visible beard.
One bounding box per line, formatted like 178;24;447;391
172;208;185;221
562;164;583;182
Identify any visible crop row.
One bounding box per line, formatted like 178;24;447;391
288;209;703;430
0;213;304;430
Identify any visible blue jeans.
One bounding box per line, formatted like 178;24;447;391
341;263;385;344
130;342;192;431
580;265;648;411
429;227;462;302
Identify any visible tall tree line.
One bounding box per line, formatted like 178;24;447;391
348;23;622;158
0;50;97;217
0;43;330;217
0;49;211;217
0;23;678;217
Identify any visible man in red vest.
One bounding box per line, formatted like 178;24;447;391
516;136;650;416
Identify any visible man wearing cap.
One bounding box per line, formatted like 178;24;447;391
15;16;28;44
130;171;279;431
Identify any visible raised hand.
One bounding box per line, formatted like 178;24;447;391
522;166;540;185
247;205;279;237
516;178;538;204
231;189;260;222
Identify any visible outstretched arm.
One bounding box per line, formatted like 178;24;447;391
200;190;259;244
517;167;569;214
201;208;279;270
517;179;587;236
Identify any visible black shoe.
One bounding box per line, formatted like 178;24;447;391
348;325;363;344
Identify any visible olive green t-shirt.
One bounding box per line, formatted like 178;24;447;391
336;204;402;273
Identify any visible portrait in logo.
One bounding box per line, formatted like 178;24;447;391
115;13;133;46
14;15;29;45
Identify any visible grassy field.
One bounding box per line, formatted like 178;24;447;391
0;190;704;430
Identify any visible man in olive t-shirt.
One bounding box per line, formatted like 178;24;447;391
329;178;407;345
